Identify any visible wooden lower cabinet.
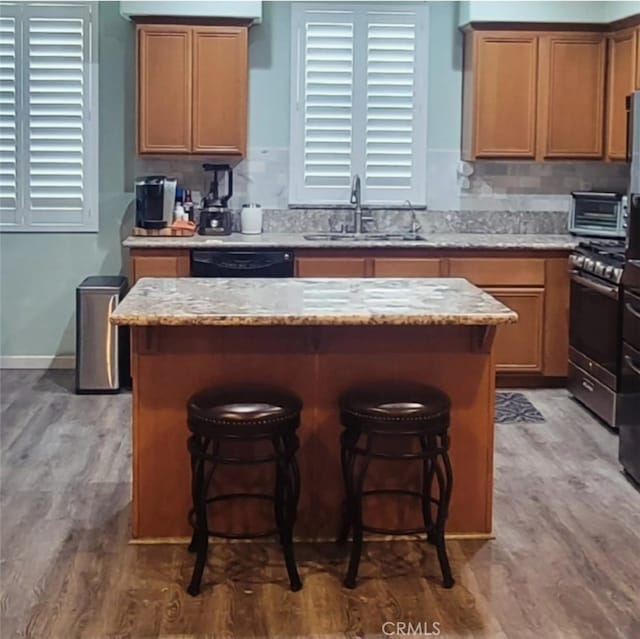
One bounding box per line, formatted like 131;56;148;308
295;257;368;277
130;249;570;380
130;249;191;283
487;287;545;372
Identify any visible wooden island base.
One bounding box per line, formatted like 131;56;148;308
131;324;497;541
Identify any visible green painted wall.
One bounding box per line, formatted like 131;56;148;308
247;1;462;149
248;0;291;147
458;1;640;25
0;2;136;359
3;0;621;359
604;1;640;22
0;1;471;359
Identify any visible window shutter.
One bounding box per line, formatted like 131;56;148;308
290;7;356;205
0;10;18;224
365;15;422;201
0;2;97;232
290;3;428;207
26;4;92;227
303;20;354;189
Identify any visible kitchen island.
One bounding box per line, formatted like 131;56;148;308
111;277;517;541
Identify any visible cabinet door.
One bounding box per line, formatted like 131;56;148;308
295;257;368;277
130;252;191;283
636;27;640;91
373;258;441;277
538;33;605;158
192;27;248;155
473;33;538;158
138;26;192;153
487;288;545;373
606;28;637;161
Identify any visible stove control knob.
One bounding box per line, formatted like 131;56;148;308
572;255;585;268
614;267;623;283
603;265;613;279
584;258;595;272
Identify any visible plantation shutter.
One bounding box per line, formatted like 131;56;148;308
0;11;18;224
0;2;97;232
365;14;424;201
290;3;427;206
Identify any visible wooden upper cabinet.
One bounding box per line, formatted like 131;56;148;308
538;33;605;158
606;28;637;160
192;27;248;155
137;23;248;156
138;26;192;153
463;31;538;159
636;27;640;90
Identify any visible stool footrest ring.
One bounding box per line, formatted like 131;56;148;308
188;493;280;540
362;524;435;536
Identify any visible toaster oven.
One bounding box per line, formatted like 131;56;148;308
569;191;626;238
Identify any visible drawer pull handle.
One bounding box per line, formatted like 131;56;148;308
625;354;640;377
581;379;595;392
626;302;640;320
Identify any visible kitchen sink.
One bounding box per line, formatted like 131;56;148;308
303;232;424;242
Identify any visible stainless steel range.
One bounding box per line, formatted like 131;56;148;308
568;239;640;429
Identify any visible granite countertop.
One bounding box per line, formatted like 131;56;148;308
123;232;578;251
111;277;519;327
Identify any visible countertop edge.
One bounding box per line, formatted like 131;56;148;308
122;233;578;251
111;315;519;327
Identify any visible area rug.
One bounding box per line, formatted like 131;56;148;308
495;392;546;424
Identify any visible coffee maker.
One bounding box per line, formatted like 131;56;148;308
198;164;233;236
135;176;177;229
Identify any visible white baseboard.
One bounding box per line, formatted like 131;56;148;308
0;355;75;370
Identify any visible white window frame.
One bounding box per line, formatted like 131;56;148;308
289;1;428;207
0;1;99;233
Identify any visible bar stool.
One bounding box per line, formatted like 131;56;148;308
186;385;303;596
337;382;455;589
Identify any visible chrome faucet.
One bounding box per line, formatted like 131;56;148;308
349;174;374;234
405;199;422;235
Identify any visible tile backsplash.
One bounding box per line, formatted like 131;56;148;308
135;147;629;232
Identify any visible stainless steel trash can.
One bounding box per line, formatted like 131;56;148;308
75;276;128;394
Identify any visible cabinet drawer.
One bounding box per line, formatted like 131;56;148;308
373;258;441;277
449;258;545;286
295;257;368;278
130;251;191;283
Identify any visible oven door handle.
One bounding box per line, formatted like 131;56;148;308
625;301;640;320
570;271;619;300
624;354;640;377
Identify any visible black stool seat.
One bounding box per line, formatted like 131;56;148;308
188;386;302;438
338;382;455;590
339;383;450;433
185;385;303;596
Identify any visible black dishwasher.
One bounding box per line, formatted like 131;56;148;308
191;250;294;277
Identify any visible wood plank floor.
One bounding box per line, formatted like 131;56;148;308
1;370;639;639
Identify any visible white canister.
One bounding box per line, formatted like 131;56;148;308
241;204;263;234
